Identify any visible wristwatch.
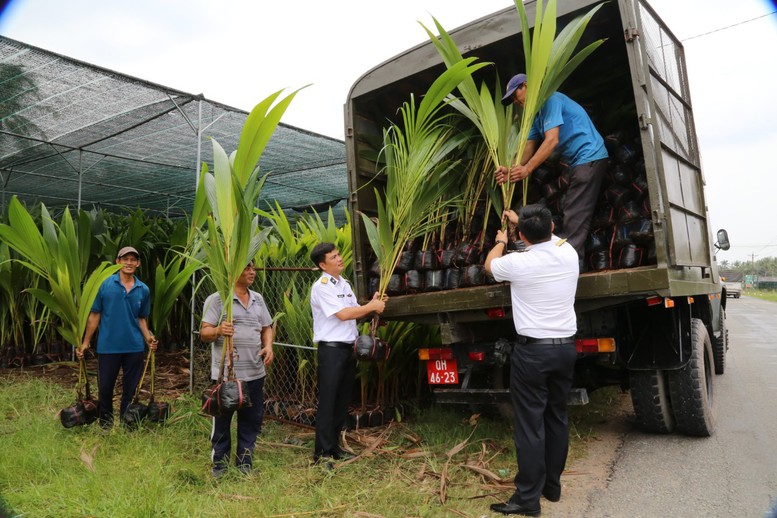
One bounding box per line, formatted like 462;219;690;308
495;239;508;247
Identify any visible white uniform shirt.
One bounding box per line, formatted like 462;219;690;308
489;236;579;338
310;273;360;343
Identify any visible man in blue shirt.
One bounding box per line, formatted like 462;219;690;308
497;73;609;269
77;246;157;428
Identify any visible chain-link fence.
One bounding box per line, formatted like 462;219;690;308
191;259;321;425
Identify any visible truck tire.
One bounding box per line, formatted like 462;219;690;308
712;309;727;375
668;318;716;436
629;369;675;433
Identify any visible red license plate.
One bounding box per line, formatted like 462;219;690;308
426;358;459;385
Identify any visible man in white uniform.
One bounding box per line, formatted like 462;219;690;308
309;242;386;467
485;205;579;516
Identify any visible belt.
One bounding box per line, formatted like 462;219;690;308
516;334;574;345
318;340;353;350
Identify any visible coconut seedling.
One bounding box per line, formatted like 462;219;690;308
188;87;306;383
0;199;121;353
359;58;488;300
421;18;521;220
510;0;606;207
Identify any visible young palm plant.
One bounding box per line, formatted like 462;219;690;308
360;59;488;298
0;198;121;351
421;18;521;218
188;88;305;375
511;0;606;206
150;253;203;347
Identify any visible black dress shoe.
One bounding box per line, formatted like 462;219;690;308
542;487;561;502
489;501;541;516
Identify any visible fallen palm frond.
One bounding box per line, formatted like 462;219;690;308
440;427;476;504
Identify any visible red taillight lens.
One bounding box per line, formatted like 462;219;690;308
486;308;505;319
575;338;616;353
468;351;485;362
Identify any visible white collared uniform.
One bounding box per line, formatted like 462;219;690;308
489;236;579;338
310;273;360;343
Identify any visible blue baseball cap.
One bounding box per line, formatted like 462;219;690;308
501;73;527;105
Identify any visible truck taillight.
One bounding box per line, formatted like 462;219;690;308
486;308;505;319
418;348;454;361
468;351;485;362
646;296;675;308
575;338;616;353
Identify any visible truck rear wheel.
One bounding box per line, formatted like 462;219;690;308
629;369;675;433
668;318;716;436
712;309;727;374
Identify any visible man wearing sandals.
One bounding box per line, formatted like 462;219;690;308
77;246;158;429
200;260;275;477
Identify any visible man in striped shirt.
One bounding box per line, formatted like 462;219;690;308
200;260;274;477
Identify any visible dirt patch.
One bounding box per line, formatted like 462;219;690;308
543;395;634;517
0;351;193;401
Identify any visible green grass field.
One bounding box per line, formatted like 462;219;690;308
743;289;777;303
0;374;620;517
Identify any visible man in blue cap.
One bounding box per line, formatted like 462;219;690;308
496;73;608;270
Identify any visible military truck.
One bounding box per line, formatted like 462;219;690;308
345;0;730;436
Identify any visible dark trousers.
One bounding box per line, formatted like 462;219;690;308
210;377;265;469
315;345;356;458
561;158;608;262
509;342;577;508
97;351;145;426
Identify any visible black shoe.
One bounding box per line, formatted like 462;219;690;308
542;487;560;502
489;501;541;516
212;466;227;478
237;464;252;475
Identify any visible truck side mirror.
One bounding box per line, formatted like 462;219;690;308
715;229;730;251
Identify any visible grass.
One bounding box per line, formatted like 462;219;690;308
742;289;777;303
0;374;625;517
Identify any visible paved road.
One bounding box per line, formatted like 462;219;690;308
585;296;777;518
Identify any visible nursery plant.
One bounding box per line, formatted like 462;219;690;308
509;0;605;206
188;88;305;373
422;0;606;212
0;198;121;350
359;59;488;299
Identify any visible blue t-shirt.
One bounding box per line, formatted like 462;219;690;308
91;273;150;354
528;92;608;167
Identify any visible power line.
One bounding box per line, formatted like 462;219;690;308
681;10;777;41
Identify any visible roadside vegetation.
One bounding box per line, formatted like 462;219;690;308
0;374;622;517
742;289;777;303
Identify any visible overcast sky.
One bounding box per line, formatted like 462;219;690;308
1;0;776;263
